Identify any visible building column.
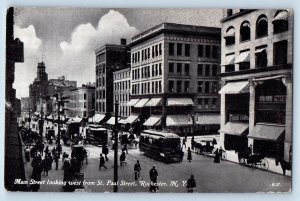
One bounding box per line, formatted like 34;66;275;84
248;80;256;149
283;76;292;162
220;92;226;149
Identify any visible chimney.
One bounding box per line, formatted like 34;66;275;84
120;38;127;45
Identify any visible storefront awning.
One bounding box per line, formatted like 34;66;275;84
134;98;150;108
196;114;220;125
90;114;106;123
234;51;250;63
166;115;192;126
167;98;194;106
119;119;128;124
106;117;121;125
219;122;249;136
68;117;82;123
125;115;139;124
143;115;162;126
222;54;235;65
145;98;162;107
126;99;140;106
219;81;249;94
248;123;285;141
272;10;289;22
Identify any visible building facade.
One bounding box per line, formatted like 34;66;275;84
113;68;131;118
128;23;221;135
21;97;30;114
95;39;130;116
219;9;293;163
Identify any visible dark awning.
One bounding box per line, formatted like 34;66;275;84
219;122;249;136
248;123;285;141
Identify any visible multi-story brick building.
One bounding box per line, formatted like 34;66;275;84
95;39;130;121
128;23;221;135
219;9;293;163
113;68;131;118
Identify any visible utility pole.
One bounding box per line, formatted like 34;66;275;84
113;101;119;192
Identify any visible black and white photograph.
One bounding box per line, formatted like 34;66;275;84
5;7;293;193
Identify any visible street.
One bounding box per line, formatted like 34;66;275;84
24;139;291;193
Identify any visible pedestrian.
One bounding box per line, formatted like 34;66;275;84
149;165;158;192
31;153;43;192
62;152;67;169
219;146;224;160
120;151;126;167
42;157;48;176
214;148;220;163
191;136;195;150
122;144;128;154
187;147;192;162
99;154;107;170
102;145;109;161
44;146;49;156
47;153;53;170
134;160;141;180
54;153;59;170
182;138;186;148
186;175;196;193
52;147;56;156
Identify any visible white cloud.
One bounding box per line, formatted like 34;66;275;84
58;10;139;86
14;25;42;98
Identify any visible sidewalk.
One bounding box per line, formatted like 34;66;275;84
181;135;291;177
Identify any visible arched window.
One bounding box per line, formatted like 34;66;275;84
240;21;251;42
256;15;268;38
224;26;235;46
273;10;289;33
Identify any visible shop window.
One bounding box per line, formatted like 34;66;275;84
256;15;268;38
240;21;251;42
273;40;287;65
273;10;289;34
224;27;235;46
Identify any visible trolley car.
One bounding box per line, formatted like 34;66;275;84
85;125;108;145
139;130;183;163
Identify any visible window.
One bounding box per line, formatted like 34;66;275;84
177;63;182;74
255;46;268;68
84;102;87;108
159;63;162;75
177;43;182;56
273;10;289;33
205;65;210;76
225;27;235;46
169;43;174;56
204;99;209;109
198;45;204;57
240;21;251;42
197;64;203;76
212;82;218;93
197;98;203;109
274;40;288;65
205;82;210;93
256;15;268;38
158;81;162;93
185;44;190;56
239;62;250;71
184;64;190;75
198;81;203;93
169;63;174;74
212;46;218;59
169;80;174;92
155;45;158;57
159;44;162;55
227;9;233;17
152;46;155;58
177;81;182;93
212;65;218;76
184;81;190;92
212;99;218;109
205;46;211;58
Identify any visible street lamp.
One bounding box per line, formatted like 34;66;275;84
113;100;119;192
188;113;198;150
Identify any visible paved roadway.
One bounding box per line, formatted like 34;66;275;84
24;140;291;193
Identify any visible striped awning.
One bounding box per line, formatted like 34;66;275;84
143;115;162;126
166;115;192;126
126;99;140;106
196;114;220;125
125;115;139;124
106;117;121;125
134;98;150;108
167;98;194;106
219;81;249;94
248;123;285;141
219;122;249;136
235;51;250;63
145;98;162;107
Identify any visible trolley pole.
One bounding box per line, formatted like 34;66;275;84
113;101;119;192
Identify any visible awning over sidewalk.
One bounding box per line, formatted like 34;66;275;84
219;122;249;136
219;81;249;94
234;51;250;63
167;98;194;106
196;114;220;125
143;115;162;126
119;119;127;124
106;117;121;125
166;115;192;126
134;98;150;108
248;123;285;141
125;115;139;124
145;98;162;107
126;99;140;106
68;117;82;123
90;114;106;123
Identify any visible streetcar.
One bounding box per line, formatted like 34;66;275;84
139;130;183;163
85;125;108;146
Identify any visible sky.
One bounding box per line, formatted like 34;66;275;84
13;8;222;98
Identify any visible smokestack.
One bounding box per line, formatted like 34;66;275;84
120;38;127;45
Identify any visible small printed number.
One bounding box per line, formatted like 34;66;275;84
271;183;280;187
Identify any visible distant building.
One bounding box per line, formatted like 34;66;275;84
113;68;131;118
219;9;293;163
20;97;30;114
128;23;221;135
95;39;130;116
